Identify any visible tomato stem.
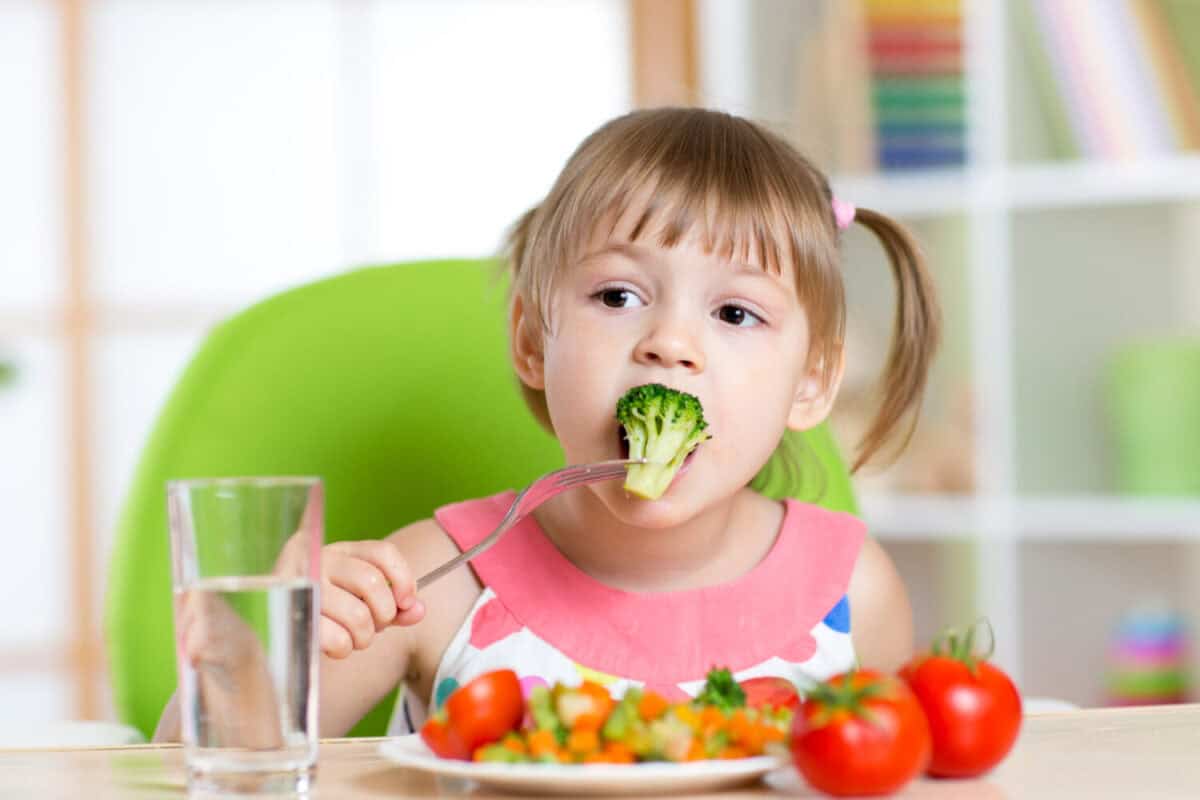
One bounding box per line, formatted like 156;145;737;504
931;617;996;675
807;670;888;727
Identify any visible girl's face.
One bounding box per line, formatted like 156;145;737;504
515;215;838;529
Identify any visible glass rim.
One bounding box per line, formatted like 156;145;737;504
166;476;322;491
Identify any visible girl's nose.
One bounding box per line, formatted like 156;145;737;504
633;320;705;373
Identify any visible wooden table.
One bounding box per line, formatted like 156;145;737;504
3;705;1200;799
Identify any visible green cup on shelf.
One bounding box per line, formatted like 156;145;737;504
1107;339;1200;496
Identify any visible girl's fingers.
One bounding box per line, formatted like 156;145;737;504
183;616;213;666
319;615;353;659
324;555;398;630
181;625;199;665
320;582;377;651
390;599;426;627
326;540;417;609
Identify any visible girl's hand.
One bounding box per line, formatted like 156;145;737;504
176;589;272;679
320;540;426;659
175;590;283;748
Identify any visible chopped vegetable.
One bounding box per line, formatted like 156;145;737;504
420;670;524;760
899;619;1023;777
695;666;747;712
739;676;801;712
791;669;931;796
434;668;793;764
616;383;711;500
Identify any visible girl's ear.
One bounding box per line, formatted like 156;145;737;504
786;353;844;431
509;293;545;390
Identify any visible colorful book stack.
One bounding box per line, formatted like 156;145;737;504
1018;0;1200;160
1106;604;1190;706
864;0;966;169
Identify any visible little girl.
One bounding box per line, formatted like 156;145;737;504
159;107;941;741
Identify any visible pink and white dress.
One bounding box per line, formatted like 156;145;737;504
387;491;865;735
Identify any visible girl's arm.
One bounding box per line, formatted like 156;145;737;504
847;536;916;673
317;517;467;737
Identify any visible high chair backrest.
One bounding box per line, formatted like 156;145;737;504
105;259;857;739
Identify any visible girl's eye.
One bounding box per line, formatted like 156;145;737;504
595;288;644;308
715;304;763;328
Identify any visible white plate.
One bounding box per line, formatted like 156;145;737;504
378;734;791;796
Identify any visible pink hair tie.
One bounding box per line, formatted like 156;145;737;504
832;197;856;230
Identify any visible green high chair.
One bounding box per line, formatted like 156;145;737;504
105;259;858;740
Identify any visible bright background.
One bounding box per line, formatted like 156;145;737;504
4;0;1200;728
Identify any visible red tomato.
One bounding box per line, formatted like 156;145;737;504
421;670;524;760
740;676;801;711
790;670;931;797
900;652;1022;777
419;716;470;760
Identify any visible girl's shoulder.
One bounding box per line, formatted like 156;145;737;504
383;516;466;584
384;491;518;578
428;491;518;550
777;497;867;553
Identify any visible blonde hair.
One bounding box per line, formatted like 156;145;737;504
504;107;940;477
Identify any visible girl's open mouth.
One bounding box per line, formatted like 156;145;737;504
617;426;701;469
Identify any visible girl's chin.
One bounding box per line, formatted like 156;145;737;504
591;482;699;529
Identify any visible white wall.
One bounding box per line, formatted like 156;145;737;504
1;0;631;722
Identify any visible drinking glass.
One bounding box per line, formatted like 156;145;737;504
167;477;322;795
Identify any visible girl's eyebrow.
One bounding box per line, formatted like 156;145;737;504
580;240;791;296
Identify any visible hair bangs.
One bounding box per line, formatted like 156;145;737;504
515;108;845;373
579;121;835;285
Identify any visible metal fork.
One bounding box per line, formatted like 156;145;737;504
415;458;643;590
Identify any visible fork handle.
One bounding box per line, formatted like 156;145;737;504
415;559;462;591
414;524;506;591
413;458;638;591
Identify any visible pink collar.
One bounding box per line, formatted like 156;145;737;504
435;493;864;688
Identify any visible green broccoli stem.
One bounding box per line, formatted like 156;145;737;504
624;462;681;500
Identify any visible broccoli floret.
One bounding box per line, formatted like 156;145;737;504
694;666;746;712
616;383;711;500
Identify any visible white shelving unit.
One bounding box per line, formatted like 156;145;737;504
829;155;1200;219
861;493;1200;541
699;0;1200;705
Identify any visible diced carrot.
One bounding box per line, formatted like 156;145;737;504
685;739;708;761
601;741;635;763
761;724;786;743
527;729;558;758
718;745;749;760
735;723;766;753
570;681;615;732
728;709;753;743
502;734;527;754
567;728;600;756
579;681;614;710
637;691;669;721
698;705;726;734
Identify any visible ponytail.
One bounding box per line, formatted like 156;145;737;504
846;207;942;472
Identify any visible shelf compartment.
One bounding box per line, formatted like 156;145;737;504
863;493;1200;540
1007;157;1200;210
